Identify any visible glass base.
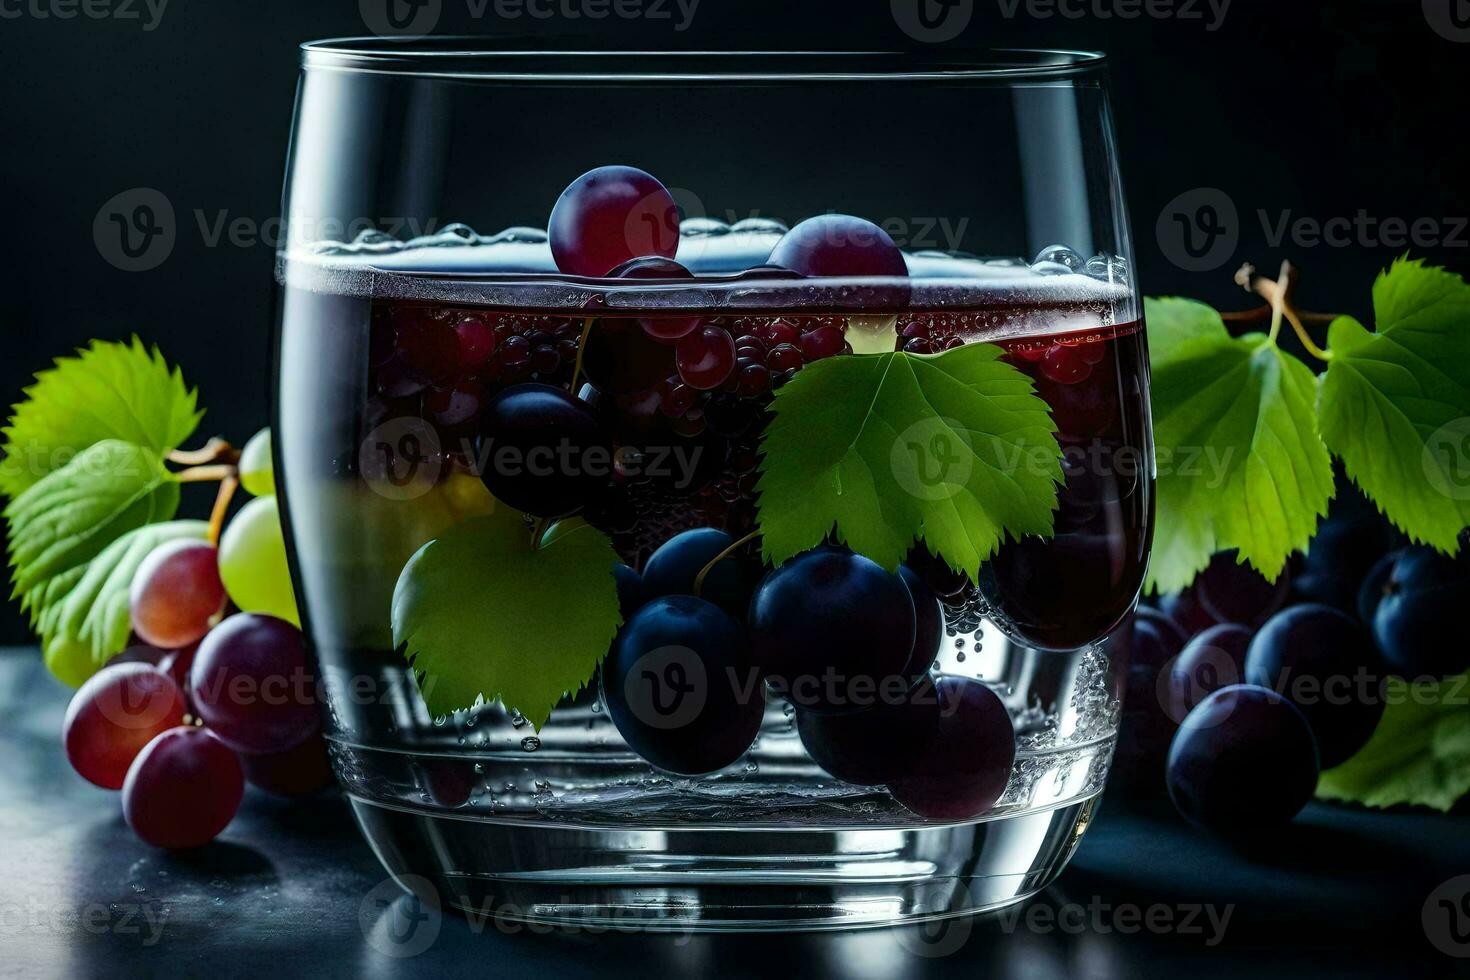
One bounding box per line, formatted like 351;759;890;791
348;793;1099;932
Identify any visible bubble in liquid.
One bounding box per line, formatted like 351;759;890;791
1033;244;1086;270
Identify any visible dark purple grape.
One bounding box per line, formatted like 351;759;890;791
887;677;1016;820
601;596;763;775
1194;551;1291;628
1167;684;1319;838
123;727;244;849
641;528;758;620
1357;550;1401;625
240;729;335;797
898;565;943;683
1293;512;1399;616
614;564;644;619
610;256;703;341
392;310;459;385
1165;623;1252;723
190;613;319;755
1128;606;1188;671
904;545;971;600
767;215;908;279
1111;608;1187;796
63;664;188;790
477;383;607;517
749;548;915;714
1369;547;1470;679
797;676;942;785
675;324;737;390
1244;604;1385;768
1157;589;1219;637
549;165;679;277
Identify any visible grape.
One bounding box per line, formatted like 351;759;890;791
797;676;942;785
898;565;943;682
549;165;679;277
903;544;971;600
238;428;274;497
1194;551;1290;628
675;324;737;390
580;318;677;395
419;759;478;807
767;215;908;279
766;343;804;372
1357;549;1402;625
799;326;845;361
641;528;758;620
1111;607;1187;795
1293;511;1398;615
63;663;187;789
1157;589;1218;636
614;564;644;619
749;547;916;714
477;383;607;517
1039;344;1093;385
610;256;703;341
1164;623;1252;723
128;539;227;649
1166;684;1319;838
123;727;244;849
44;634;97;688
454;314;497;372
1369;547;1470;679
1244;604;1385;768
190;613;319;755
240;729;335;797
887;677;1016;820
424;379;486;429
392;309;459;385
600;596;763;775
157;643;199;708
218;496;301;625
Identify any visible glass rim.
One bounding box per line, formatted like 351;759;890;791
299;39;1108;81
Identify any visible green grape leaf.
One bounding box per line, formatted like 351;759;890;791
1316;673;1470;811
1147;309;1335;594
754;345;1063;579
40;520;209;666
5;440;181;663
391;511;624;728
1143;296;1233;359
1318;259;1470;554
0;337;202;497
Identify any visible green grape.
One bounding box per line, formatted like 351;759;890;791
44;633;97;688
239;428;274;497
219;495;300;625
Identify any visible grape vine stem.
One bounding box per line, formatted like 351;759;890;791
568;317;597;394
693;530;761;598
208;475;239;547
1233;261;1335;361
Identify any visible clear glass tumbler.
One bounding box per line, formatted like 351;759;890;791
275;40;1153;931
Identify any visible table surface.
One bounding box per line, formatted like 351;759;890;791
2;648;1466;979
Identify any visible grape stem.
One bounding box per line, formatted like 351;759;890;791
167;437;241;467
207;474;239;547
1231;261;1335;362
567;317;596;394
175;464;237;483
692;530;761;598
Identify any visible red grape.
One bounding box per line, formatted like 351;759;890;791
190;613;319;755
454;314;496;371
610;256;703;341
123;727;243;849
63;663;188;789
1039;344;1093;385
240;729;335;797
393;310;459;385
799;325;845;361
675;325;736;390
129;540;227;649
766;343;804;372
549;165;679;277
767;215;908;278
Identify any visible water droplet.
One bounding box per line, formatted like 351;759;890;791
520;736;541;752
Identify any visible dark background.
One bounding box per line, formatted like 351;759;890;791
2;0;1467;644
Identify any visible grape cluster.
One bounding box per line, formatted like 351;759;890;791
1117;491;1468;839
63;430;332;850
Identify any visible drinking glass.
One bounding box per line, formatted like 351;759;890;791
275;40;1153;931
